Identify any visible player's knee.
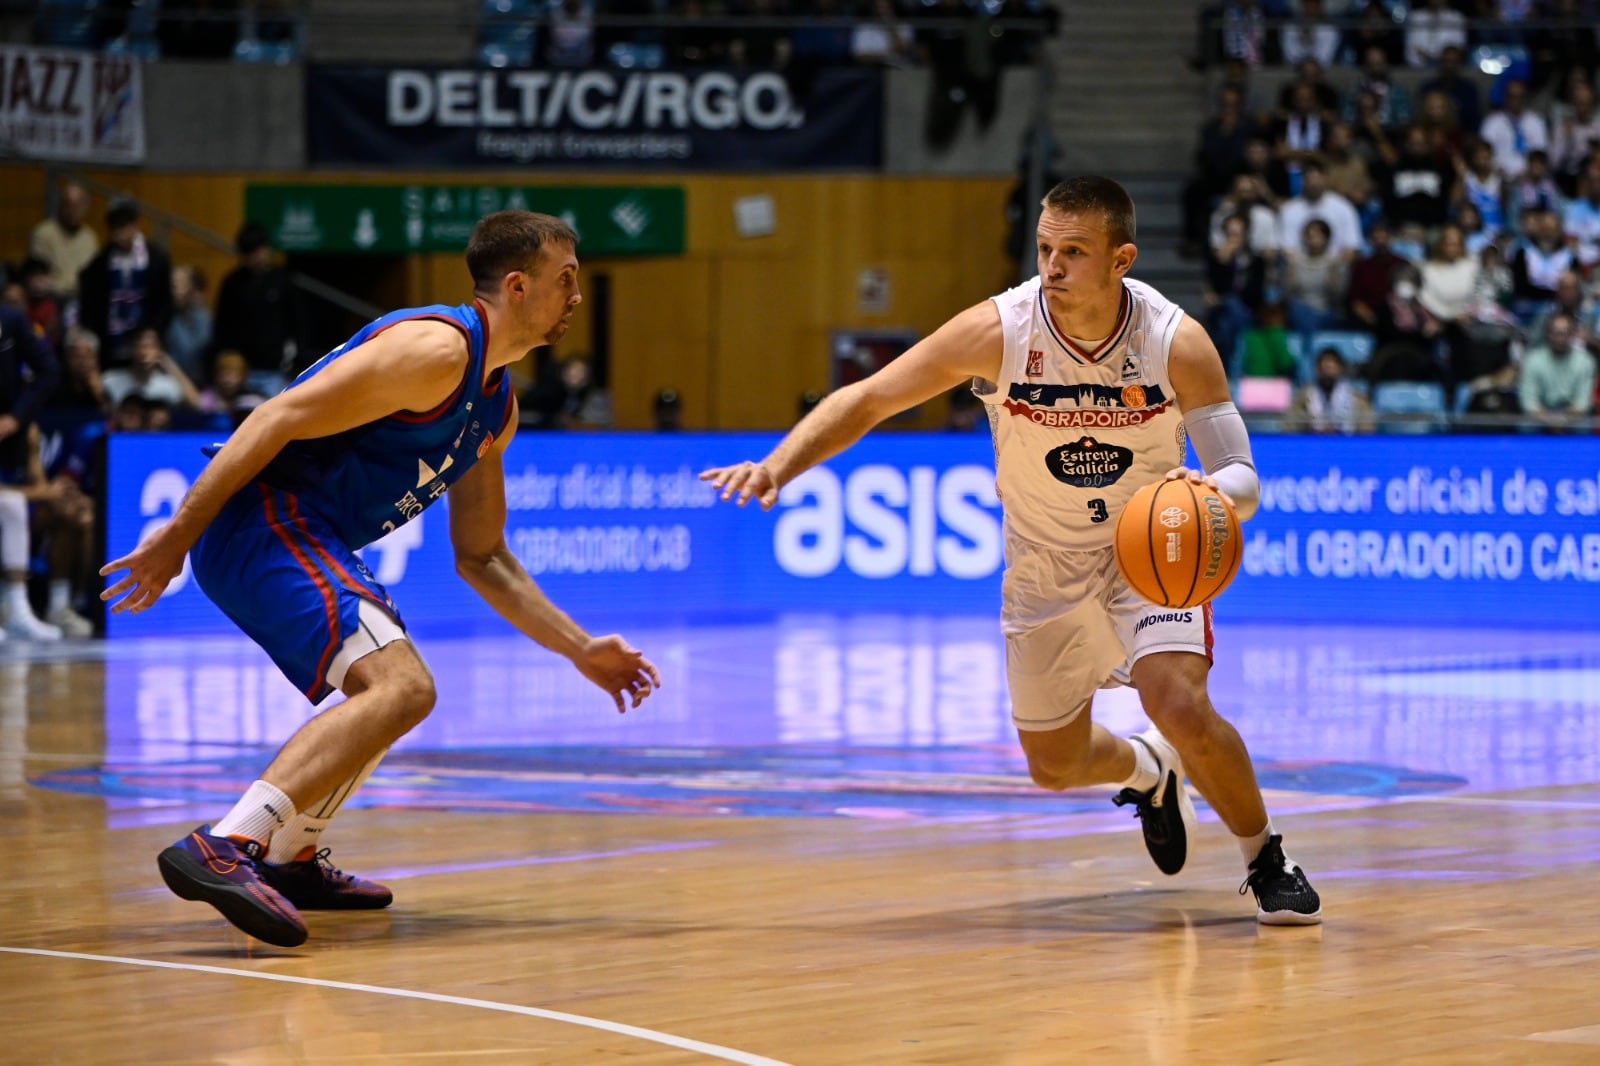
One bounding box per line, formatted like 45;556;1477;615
383;669;437;733
1141;682;1218;752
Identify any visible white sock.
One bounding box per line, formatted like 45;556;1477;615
47;579;71;615
1238;820;1274;866
212;780;297;846
264;748;388;865
6;581;33;620
1116;736;1161;792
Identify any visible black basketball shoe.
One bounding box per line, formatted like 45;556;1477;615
1112;730;1196;876
1241;834;1323;925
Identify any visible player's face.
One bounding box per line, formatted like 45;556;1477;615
1035;209;1134;315
527;243;582;343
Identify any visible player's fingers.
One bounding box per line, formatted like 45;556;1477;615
697;467;725;482
101;575;137;602
98;557;131;578
759;487;779;510
611;689;626;714
644;659;662;687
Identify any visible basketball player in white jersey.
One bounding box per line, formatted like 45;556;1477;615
703;177;1320;923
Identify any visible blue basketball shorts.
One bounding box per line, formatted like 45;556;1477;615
191;483;407;703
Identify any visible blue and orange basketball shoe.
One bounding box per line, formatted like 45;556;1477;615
157;826;308;947
259;848;393;910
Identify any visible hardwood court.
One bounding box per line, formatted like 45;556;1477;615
4;619;1600;1064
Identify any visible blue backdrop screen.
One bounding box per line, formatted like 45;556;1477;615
105;432;1600;635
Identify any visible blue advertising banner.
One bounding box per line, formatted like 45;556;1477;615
105;433;1600;637
305;65;883;170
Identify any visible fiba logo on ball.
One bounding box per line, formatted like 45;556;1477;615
1159;506;1189;528
1113;479;1243;609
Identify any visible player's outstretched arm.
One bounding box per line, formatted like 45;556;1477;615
1165;314;1260;520
100;320;470;614
448;403;660;713
701;300;1004;509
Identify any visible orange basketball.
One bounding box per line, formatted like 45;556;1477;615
1113;478;1243;608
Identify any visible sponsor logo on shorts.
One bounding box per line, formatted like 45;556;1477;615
1042;437;1134;488
1135;610;1194;634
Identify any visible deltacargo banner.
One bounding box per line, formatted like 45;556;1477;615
305;65;882;169
0;45;144;163
104;433;1600;637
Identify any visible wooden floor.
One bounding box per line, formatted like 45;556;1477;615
5;625;1600;1064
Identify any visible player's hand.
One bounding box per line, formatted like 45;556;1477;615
574;634;662;714
699;461;780;510
99;524;189;614
1165;466;1235;510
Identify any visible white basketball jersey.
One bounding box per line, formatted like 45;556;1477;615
974;276;1187;551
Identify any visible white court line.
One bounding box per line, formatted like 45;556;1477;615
0;947;794;1066
1410;795;1600;812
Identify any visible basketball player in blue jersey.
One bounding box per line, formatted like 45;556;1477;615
100;211;662;947
704;178;1320;924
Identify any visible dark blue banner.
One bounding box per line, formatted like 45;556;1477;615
104;432;1600;637
305;66;883;170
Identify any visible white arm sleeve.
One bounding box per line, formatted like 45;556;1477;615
1185;401;1260;521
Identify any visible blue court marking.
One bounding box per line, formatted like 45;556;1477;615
30;745;1466;819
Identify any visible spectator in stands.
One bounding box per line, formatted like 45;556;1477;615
1276;58;1340;117
112;395;149;433
1419;45;1483;133
1344;45;1413;129
1287;348;1374;433
1348;217;1409;327
1205;213;1269;374
0;301;61;641
1280;0;1340;67
1455;200;1496;255
14;426;96;637
28;182;97;304
1369;261;1447;384
1519;312;1597;431
1275;82;1331;193
1457;138;1509;236
1419;223;1483;383
1415;88;1468;162
1479;79;1548;180
1550;79;1600;195
212;221;307;396
1240;301;1300;380
1472;235;1517;313
1285;218;1350;356
1278;161;1363;258
545;0;594;67
1349;89;1400;170
47;328;107;416
1183;88;1262;255
1531;270;1599;349
1208;173;1282;258
916;0;996;149
77;199;173;366
1528;0;1600;98
1321;122;1375;214
165;264;212;383
195;350;267;430
1404;0;1466;69
101;327;200;413
1510;208;1576;318
1239;135;1292;200
851;0;916;67
1564;165;1600;268
1506;149;1564;227
1386;125;1457;230
1344;1;1404;68
1219;0;1267;69
17;258;62;353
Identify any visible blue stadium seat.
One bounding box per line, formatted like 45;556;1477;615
479;0;536;68
1372;381;1448;434
608;42;665;69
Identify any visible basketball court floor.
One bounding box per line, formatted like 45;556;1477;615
5;612;1600;1063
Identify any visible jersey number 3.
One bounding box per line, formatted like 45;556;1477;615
1087;498;1108;524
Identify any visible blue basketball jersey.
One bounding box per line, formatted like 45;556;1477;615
254;300;515;549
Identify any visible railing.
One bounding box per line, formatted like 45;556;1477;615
1196;12;1600;70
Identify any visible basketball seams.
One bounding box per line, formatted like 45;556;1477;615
1145;479;1169;605
1178;479;1203;608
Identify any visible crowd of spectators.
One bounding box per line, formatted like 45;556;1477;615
1186;2;1600;432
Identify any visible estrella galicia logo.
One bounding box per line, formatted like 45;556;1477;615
1043;437;1134;488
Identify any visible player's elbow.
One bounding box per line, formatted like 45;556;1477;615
454;545;500;585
